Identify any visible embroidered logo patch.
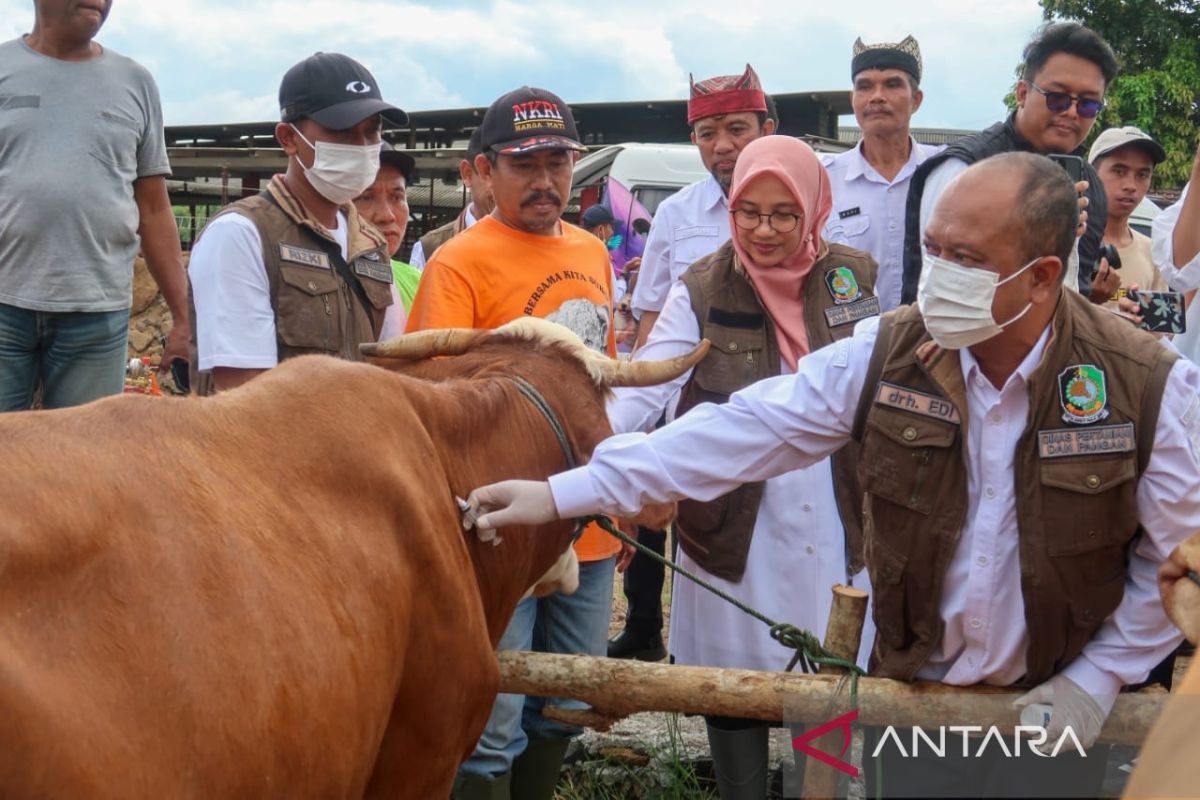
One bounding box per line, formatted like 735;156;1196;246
1058;364;1109;424
825;267;861;305
1038;423;1134;458
874;381;960;424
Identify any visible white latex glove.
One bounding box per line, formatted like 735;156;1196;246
468;480;560;533
1013;674;1107;753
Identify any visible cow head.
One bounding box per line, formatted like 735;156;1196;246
362;320;706;619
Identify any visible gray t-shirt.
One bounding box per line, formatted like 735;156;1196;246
0;37;170;312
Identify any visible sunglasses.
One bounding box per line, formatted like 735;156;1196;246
1028;82;1105;119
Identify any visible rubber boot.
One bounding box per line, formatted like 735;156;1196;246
450;770;510;800
508;737;570;800
706;723;770;800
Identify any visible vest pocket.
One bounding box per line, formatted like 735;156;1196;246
865;533;909;650
860;409;958;516
693;325;767;395
277;265;340;350
1040;455;1138;556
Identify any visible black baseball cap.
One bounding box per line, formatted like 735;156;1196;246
479;86;586;155
379;142;416;183
580;205;614;229
280;52;407;130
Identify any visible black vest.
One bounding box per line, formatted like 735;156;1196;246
900;114;1107;304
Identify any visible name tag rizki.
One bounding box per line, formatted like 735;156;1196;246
279;245;331;269
354;259;393;283
874;381;961;424
1038;423;1135;459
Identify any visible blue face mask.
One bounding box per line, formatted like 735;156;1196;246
605;233;623;251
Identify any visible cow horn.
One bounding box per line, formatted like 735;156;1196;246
598;339;711;387
360;329;482;359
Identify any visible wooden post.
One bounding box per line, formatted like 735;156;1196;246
801;585;868;800
499;651;1163;745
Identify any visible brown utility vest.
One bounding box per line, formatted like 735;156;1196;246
675;240;880;581
417;206;471;263
189;176;393;395
851;290;1177;683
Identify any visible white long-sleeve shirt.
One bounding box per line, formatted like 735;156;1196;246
553;315;1200;706
629;176;728;317
607;280;874;670
823;139;943;311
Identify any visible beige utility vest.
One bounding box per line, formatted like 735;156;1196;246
852;290;1176;683
416;207;471;264
189;177;393;395
675;240;880;581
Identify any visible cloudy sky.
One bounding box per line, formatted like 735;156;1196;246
1;0;1051;132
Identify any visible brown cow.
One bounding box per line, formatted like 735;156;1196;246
0;318;704;799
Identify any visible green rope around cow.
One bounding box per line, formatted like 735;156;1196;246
578;515;865;686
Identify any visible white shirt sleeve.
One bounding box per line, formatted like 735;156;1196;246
630;203;677;316
409;240;427;271
379;283;406;341
607;281;699;434
1062;355;1200;707
551;318;877;518
918;158;970;243
1152;184;1200;290
188;213;278;371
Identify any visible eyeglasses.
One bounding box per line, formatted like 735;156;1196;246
1028;82;1105;119
732;209;803;233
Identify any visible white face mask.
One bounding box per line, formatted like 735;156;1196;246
290;124;381;206
917;253;1040;350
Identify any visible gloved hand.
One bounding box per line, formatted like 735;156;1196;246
467;480;559;532
1013;674;1107;753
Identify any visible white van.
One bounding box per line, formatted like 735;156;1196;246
572;143;706;216
573;139;850;217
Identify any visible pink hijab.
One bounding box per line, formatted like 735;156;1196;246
728;135;832;370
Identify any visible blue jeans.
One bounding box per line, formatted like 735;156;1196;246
458;556;616;779
0;303;129;411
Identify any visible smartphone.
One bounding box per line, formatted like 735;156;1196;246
1048;154;1083;183
1127;289;1186;334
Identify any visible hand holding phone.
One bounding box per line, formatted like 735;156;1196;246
1128;288;1186;334
1049;153;1083;183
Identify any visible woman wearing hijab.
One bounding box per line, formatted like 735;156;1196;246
605;135;880;798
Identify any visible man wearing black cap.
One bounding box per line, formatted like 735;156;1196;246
353;142;420;334
189;52;404;394
824;36;941;312
407;86;617;800
409;128;494;270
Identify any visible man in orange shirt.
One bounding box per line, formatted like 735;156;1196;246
407;86;617;800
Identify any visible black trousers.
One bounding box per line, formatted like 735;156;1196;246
863;726;1108;799
618;526;667;638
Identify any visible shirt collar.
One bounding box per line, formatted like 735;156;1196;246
846;137;924;184
701;174;727;212
959;323;1053;394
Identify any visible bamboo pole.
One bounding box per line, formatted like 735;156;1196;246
500;651;1164;745
802;585;868;800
